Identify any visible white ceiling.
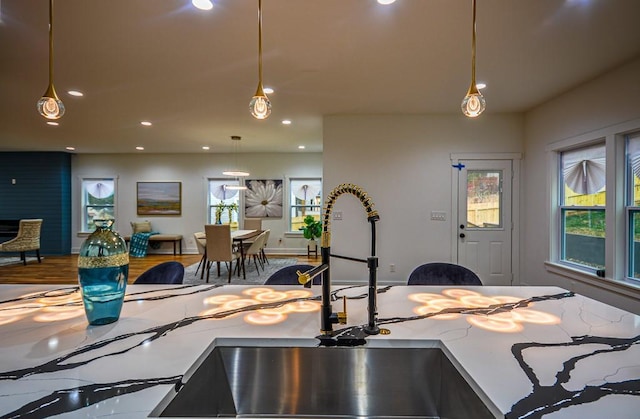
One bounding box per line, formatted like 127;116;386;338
1;0;639;154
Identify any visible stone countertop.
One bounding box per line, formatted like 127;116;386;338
0;284;638;418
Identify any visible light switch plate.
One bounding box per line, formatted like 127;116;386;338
430;211;446;221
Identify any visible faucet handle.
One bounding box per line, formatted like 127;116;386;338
337;295;347;324
296;270;310;285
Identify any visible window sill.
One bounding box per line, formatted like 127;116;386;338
284;232;304;238
544;261;640;300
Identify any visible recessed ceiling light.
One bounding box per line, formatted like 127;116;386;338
263;87;274;94
282;119;292;125
298;145;305;149
377;0;396;4
476;82;487;89
202;146;210;150
65;146;75;151
140;121;152;126
47;121;59;126
192;0;213;11
67;90;84;97
136;146;144;151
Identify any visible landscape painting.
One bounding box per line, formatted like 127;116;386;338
136;182;182;215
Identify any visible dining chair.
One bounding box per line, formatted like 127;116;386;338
0;219;43;265
204;224;241;283
193;232;206;277
243;231;267;275
134;261;184;284
264;264;321;285
260;229;270;265
407;262;482;286
243;218;262;231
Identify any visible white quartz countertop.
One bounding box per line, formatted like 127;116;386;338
0;284;638;418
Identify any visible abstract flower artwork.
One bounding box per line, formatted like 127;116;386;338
245;179;283;218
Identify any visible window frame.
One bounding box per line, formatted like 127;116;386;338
207;178;242;225
80;177;116;233
547;117;640;295
287;177;322;234
557;142;606;274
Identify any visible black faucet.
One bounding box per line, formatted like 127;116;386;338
297;183;381;344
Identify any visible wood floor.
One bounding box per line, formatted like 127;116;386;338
0;254;321;285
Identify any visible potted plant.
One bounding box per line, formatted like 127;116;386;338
301;215;322;256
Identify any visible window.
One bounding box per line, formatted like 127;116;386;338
466;170;502;228
208;179;241;225
625;132;640;280
289;178;322;232
559;143;606;271
81;178;115;232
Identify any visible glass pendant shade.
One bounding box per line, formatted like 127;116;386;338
38;0;65;120
249;84;272;119
37;85;65;119
461;86;486;118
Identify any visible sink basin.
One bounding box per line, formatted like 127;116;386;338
153;342;495;418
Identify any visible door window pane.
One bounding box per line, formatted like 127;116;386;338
466;170;502;228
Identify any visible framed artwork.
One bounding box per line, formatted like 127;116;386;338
136;182;182;215
245;179;283;218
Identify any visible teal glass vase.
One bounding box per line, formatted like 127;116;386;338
78;219;129;326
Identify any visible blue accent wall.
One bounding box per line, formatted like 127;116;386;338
0;152;71;255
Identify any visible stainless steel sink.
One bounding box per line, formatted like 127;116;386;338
153;342;495;418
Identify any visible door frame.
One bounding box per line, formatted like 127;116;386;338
450;152;522;285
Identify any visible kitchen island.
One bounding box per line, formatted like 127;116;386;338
0;284;638;418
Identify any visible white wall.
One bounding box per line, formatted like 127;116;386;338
523;57;640;313
71;152;322;254
322;114;524;284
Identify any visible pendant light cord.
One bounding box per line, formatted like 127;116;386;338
257;0;263;86
48;0;54;86
470;0;477;86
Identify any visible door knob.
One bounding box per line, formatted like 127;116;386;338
460;224;465;229
459;233;465;238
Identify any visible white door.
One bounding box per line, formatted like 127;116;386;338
457;160;513;285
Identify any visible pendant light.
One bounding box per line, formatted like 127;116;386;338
461;0;486;118
223;136;249;191
249;0;271;120
37;0;65;120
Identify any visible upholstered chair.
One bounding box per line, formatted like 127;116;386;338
134;261;184;284
407;262;482;286
193;231;207;277
204;224;241;283
0;219;43;265
264;264;321;285
243;231;267;274
243;218;262;231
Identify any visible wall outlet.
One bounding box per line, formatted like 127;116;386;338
389;263;396;273
430;211;446;221
333;211;343;221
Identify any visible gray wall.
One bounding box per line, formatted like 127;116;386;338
71;152;322;255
